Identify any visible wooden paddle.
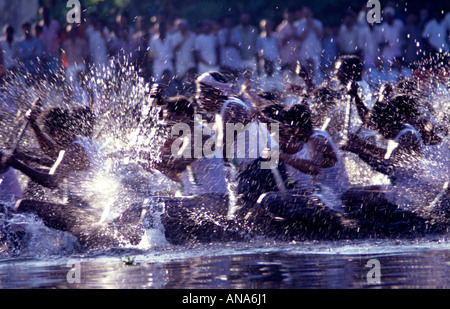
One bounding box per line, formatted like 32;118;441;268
0;98;42;175
8;97;42;155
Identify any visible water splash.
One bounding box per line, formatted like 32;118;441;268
1;51;449;256
0;58;175;255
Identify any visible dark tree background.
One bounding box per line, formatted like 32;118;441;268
39;0;450;27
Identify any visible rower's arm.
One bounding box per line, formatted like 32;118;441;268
352;149;394;176
29;118;63;159
278;152;321;176
13;150;55;167
341;135;394;176
348;81;371;127
344;133;387;158
308;135;338;169
389;130;423;164
4;143;90;189
5;156;59;189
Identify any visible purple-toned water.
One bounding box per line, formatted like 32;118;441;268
1;237;450;289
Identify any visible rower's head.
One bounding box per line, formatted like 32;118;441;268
42;107;75;146
371;94;418;139
395;78;420;99
164;95;195;126
335;55;363;85
390;94;419;120
70;106;96;138
277;104;313;143
195;71;232;114
312;86;338;110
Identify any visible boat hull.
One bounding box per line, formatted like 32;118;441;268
145;191;450;245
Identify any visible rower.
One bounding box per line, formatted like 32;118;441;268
341;93;448;214
253;103;350;217
151;95;228;197
194;71;285;219
1;106;144;248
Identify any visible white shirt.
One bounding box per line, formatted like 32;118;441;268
385;126;444;211
311;130;350;203
218;98;269;166
378;19;404;64
281;129;350;209
171;31;196;78
0;39;17;71
86;28;108;69
422;19;449;53
337;24;360;54
195;33;218;68
217;28;242;70
295;18;323;63
358;24;381;69
233;25;257;61
256;34;279;63
149;33;175;80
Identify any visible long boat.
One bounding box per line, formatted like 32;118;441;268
144;190;450;245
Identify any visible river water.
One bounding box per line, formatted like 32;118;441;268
1;236;450;289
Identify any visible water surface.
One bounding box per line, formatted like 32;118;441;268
2;236;450;289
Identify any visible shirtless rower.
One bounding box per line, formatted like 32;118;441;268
341;92;447;215
1;106;144;249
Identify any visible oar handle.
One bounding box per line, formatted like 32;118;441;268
9;97;42;155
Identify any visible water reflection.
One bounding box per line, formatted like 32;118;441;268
1;249;450;289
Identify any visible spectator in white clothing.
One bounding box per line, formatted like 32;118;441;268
234;12;258;78
217;15;242;80
16;22;44;77
172;18;196;81
0;25;17;75
337;10;360;56
256;18;280;83
422;9;449;54
378;7;404;67
296;7;323;70
358;20;381;71
321;25;338;74
276;7;302;69
194;20;219;75
149;22;174;81
86;17;109;71
256;19;280;65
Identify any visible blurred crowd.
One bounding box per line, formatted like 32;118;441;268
0;3;450;97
